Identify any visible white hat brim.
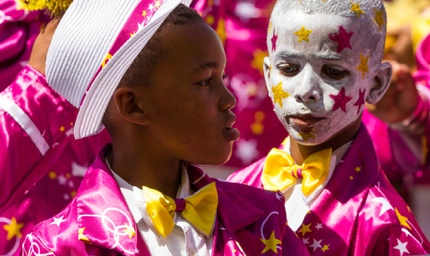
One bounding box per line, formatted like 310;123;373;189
74;0;191;139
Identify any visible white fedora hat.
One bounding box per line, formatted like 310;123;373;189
46;0;191;139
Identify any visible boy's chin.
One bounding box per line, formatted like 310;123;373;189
288;130;332;146
294;138;324;146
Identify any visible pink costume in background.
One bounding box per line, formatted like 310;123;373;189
363;32;430;189
0;4;109;255
0;66;110;254
0;0;49;91
191;0;287;168
228;125;430;255
362;32;430;194
362;32;430;238
22;146;309;256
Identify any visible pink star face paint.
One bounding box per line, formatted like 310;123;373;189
328;26;353;53
264;1;388;145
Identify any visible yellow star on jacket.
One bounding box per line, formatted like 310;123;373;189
261;231;282;253
299;223;312;236
78;227;90;243
141;182;218;238
3;217;24;240
395;207;411;230
262;148;332;197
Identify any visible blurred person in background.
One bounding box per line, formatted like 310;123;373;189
365;0;430;239
0;1;110;254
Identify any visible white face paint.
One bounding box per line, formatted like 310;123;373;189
265;9;384;145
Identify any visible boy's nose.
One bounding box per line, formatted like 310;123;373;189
293;67;322;103
219;84;236;110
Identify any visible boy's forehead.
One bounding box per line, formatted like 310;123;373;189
272;8;378;36
269;8;384;62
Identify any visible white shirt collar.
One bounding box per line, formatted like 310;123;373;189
108;160;212;255
109;162;193;224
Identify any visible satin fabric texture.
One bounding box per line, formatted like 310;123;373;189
228;125;430;255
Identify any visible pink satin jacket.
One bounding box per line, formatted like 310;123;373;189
22;146;310;256
0;65;110;255
228;125;430;255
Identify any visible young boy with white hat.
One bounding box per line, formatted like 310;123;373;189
21;0;309;255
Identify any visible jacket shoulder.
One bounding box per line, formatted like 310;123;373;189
22;197;84;254
226;157;266;188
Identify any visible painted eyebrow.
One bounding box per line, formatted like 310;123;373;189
275;51;341;61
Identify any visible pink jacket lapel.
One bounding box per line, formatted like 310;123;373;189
76;147;151;255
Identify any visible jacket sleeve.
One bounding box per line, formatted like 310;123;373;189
0;65;78;211
0;0;50;90
369;225;430;255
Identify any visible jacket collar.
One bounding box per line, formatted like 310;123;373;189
302;124;381;244
185;164;267;255
76;145;150;255
76;147;265;255
185;164;265;235
324;124;380;200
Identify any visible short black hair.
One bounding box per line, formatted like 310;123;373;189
119;4;204;88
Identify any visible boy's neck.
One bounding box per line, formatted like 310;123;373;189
107;143;182;199
289;119;362;165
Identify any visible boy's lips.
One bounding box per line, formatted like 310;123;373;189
222;115;240;141
286;114;325;126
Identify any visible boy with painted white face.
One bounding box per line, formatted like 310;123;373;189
228;0;430;254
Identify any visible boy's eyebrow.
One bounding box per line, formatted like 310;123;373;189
194;61;220;71
275;51;341;61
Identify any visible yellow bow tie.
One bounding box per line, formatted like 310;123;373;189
262;148;332;197
141;182;218;238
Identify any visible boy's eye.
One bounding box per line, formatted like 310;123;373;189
198;74;227;86
199;77;213;86
277;63;300;77
322;65;350;80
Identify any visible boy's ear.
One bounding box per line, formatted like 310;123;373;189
113;87;148;125
263;56;272;93
366;62;393;104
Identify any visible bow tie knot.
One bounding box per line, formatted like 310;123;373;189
291;166;304;179
262;148;332;197
141;182;218;238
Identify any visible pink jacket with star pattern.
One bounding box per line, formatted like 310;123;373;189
0;65;110;255
228;125;430;256
22;146;310;256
